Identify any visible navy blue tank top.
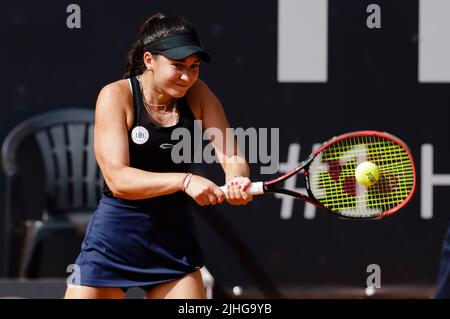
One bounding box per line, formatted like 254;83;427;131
102;76;196;203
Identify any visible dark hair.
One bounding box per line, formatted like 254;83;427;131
123;13;197;78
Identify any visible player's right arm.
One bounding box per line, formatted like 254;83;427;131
94;82;222;205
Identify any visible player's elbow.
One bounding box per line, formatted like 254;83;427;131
104;178;123;198
109;184;126;198
103;169;129;199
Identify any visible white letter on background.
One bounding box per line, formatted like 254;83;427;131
278;0;328;82
419;0;450;82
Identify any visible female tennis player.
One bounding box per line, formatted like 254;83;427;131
64;13;252;299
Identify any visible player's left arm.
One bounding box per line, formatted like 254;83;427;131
187;79;252;204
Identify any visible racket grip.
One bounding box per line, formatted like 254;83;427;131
219;182;265;195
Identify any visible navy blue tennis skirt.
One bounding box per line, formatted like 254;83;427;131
73;194;205;292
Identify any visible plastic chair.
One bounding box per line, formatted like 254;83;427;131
1;109;102;278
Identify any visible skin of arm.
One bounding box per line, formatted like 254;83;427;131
187;80;252;204
187;79;250;180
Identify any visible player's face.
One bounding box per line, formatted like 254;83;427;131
152;54;201;98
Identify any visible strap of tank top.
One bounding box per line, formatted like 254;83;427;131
130;77;143;126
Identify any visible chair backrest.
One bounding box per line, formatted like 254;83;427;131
1;108;103;212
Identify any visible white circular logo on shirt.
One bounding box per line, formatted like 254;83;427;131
131;126;149;144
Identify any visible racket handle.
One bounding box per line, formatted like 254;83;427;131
219;181;265;195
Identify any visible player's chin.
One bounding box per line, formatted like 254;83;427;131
168;84;191;98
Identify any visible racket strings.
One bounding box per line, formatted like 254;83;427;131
308;135;414;218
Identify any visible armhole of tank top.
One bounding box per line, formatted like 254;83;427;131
128;77;140;128
128;78;133;96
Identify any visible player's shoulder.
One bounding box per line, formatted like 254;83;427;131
95;79;133;121
98;79;131;101
188;78;209;96
186;79;212;117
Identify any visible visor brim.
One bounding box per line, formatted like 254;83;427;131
158;46;211;62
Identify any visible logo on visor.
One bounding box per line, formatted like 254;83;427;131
131;126;149;145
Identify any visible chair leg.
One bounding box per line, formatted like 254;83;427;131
19;221;45;278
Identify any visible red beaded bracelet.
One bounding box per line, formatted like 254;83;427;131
184;174;193;191
180;173;192;191
180;173;193;192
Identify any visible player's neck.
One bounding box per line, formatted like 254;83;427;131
137;72;173;108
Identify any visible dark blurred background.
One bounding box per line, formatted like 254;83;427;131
0;0;449;298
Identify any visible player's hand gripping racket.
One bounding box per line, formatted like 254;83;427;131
220;131;416;219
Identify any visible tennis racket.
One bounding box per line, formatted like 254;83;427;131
220;131;416;219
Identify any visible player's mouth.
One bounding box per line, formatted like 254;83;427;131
175;83;189;88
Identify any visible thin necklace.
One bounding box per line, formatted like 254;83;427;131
142;97;176;113
143;98;178;127
137;76;178;127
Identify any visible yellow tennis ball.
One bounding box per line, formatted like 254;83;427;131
355;161;380;187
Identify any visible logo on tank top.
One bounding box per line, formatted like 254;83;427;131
159;143;174;150
131;126;149;144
